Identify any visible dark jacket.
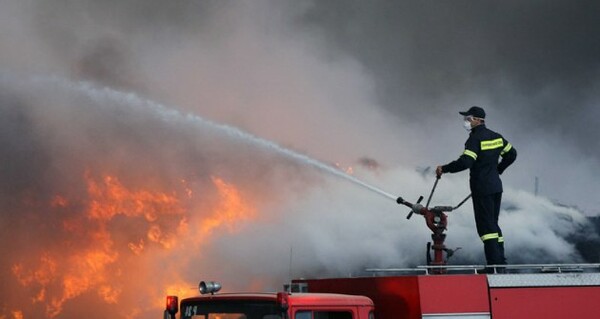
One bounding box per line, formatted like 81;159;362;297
442;124;517;195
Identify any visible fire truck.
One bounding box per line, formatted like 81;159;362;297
165;182;600;318
164;281;374;319
165;263;600;319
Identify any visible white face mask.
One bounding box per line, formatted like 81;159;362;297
463;120;472;131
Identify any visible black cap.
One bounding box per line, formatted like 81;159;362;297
459;106;486;119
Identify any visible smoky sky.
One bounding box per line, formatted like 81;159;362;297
303;0;600;127
300;0;600;212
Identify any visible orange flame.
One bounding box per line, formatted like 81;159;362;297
86;173;182;222
12;173;188;317
200;177;257;235
10;172;258;318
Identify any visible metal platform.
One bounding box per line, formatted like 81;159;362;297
365;263;600;275
487;272;600;287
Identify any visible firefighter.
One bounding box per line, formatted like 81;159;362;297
436;106;517;269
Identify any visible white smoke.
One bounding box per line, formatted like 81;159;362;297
210;167;593;287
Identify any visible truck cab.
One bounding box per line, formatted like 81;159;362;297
165;281;374;319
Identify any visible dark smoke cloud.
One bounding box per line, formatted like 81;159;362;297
303;1;600;119
302;0;600;212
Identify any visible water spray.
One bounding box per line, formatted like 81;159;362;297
17;75;398;201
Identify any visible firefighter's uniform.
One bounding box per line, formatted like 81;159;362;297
441;124;517;265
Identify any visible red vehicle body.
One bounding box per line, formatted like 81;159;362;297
167;265;600;319
170;291;374;319
295;266;600;319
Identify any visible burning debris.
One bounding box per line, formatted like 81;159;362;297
6;170;256;317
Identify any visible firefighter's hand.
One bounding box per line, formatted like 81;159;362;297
436;166;443;178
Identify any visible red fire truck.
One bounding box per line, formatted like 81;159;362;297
296;264;600;318
165;264;600;319
164;280;374;319
165;184;600;318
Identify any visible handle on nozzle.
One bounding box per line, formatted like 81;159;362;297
425;176;440;209
452;194;472;210
406;196;423;219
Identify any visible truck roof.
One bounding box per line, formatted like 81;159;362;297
288;293;373;306
182;292;373;307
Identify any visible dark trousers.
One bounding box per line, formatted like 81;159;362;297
472;192;506;265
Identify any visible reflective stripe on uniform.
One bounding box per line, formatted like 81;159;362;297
498;237;504;243
463;149;478;160
481;232;499;241
481;138;504;150
500;143;512;155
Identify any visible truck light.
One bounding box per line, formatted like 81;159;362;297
199;281;222;295
166;295;178;316
276;292;289;311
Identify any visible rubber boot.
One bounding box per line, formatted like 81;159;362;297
499;241;506;264
483;240;505;273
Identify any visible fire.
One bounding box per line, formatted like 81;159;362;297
12;253;57;304
200;177;257;235
86;173;183;222
8;172;257;318
10;173;186;317
334;162;355;175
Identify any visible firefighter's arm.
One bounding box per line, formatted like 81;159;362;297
441;152;476;173
498;141;517;174
440;138;478;174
